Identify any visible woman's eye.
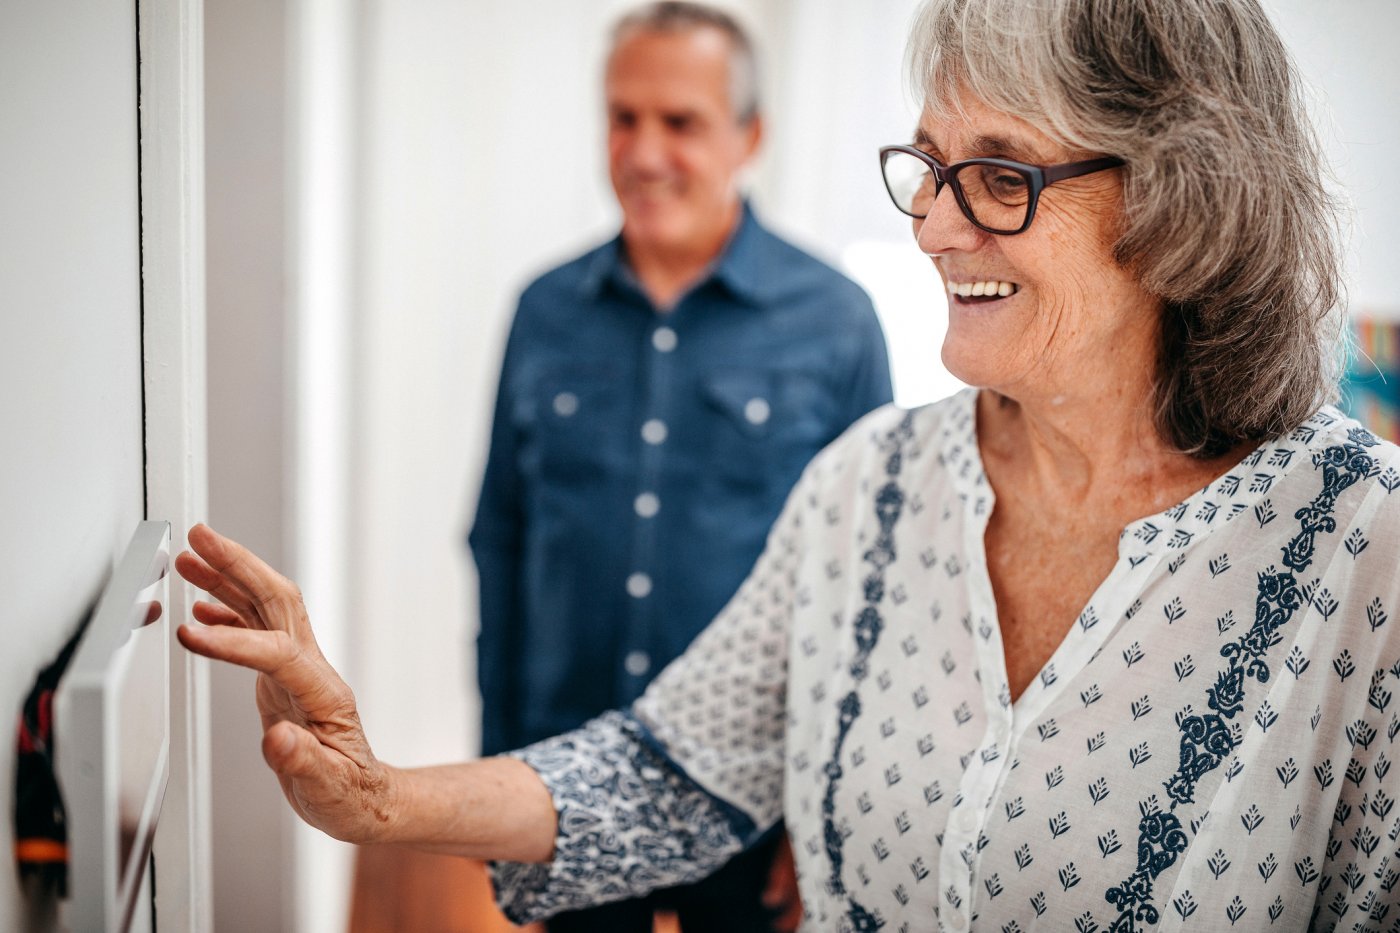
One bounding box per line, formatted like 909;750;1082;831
989;172;1027;192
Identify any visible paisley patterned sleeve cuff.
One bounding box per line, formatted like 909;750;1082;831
489;710;758;924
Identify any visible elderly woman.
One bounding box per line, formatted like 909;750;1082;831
179;0;1400;929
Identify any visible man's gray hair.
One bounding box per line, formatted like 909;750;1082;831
611;1;760;124
909;0;1346;458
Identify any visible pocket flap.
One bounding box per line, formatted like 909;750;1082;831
702;370;781;439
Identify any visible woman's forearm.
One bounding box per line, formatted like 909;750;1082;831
375;755;557;862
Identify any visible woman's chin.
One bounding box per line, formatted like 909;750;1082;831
940;339;1014;391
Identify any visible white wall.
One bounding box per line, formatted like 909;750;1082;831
1263;0;1400;319
0;3;144;930
203;0;297;930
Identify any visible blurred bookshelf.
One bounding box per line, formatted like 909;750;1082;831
1343;316;1400;442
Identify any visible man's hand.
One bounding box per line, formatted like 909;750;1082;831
761;833;802;933
175;523;395;844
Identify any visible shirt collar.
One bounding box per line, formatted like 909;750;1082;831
576;200;768;307
943;389;1355;569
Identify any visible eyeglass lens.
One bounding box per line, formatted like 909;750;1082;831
882;150;1032;233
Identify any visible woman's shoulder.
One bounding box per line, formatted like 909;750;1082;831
1288;406;1400;595
1306;405;1400;501
805;388;977;478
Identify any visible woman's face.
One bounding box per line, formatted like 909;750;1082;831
913;97;1159;402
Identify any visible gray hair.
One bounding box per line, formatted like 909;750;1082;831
611;1;760;124
909;0;1346;458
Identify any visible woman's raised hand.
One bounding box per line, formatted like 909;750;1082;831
175;523;395;844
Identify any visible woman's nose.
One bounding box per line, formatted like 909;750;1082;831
914;185;985;256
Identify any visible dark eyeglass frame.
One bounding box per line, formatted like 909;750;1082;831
878;144;1125;235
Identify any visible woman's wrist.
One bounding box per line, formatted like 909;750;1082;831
349;758;557;861
357;760;406;845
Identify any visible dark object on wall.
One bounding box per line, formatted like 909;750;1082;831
13;609;92;898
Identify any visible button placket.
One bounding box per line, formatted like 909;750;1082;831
626;571;652;599
624;649;651;677
634;492;660;518
641;418;668;446
652;325;678;353
624;317;677;699
939;709;1014;928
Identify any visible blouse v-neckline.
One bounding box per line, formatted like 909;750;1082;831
944;386;1329;737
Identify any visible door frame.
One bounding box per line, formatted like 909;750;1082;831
139;0;213;928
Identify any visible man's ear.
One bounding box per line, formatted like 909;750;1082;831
741;113;764;163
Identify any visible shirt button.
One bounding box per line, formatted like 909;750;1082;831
634;492;660;518
626;572;653;599
744;397;771;425
641;419;668;445
652;326;678;353
553;391;579;417
956;809;978;832
948;912;967;931
624;650;651;677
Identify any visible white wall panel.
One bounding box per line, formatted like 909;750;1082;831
0;3;144;929
1263;0;1400;318
203;0;297;929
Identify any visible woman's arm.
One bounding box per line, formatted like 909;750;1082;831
175;523;556;862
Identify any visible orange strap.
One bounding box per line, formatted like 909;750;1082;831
15;838;67;864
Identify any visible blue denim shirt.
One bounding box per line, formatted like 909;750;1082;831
469;204;892;755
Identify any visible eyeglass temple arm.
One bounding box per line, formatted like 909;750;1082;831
1041;156;1125;185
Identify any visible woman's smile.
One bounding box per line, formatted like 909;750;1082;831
945;277;1021;304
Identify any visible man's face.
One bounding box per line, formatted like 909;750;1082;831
605;27;760;256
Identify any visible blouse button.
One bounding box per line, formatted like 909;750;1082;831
948;912;967;931
956;809;978;832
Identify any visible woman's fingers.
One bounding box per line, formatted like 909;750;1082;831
260;722;349;837
175;550;259;622
185;523;307;633
177;622;326;698
178;622;354;736
260;720;384;845
177;621;286;672
263;720;331;780
191;600;246;628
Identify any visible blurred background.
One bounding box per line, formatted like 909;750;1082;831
203;0;1400;929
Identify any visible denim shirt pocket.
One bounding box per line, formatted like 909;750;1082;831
700;367;832;490
514;364;621;483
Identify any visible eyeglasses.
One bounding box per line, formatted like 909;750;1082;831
878;145;1125;235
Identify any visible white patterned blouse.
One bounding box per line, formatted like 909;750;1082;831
492;388;1400;933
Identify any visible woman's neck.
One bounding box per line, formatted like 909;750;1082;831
976;381;1247;520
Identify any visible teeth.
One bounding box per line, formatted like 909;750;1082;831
951;280;1018;298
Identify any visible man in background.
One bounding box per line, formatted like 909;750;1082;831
468;3;892;930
